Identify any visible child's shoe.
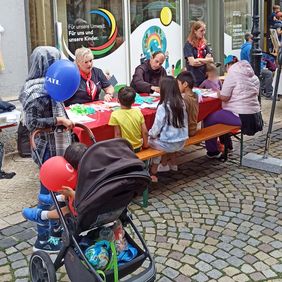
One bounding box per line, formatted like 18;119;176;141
38;193;53;205
33;236;61;253
22;208;48;226
170;165;178;171
157;164;170;172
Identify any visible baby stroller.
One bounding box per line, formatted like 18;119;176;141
29;123;155;282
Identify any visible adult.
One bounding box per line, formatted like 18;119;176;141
184;21;214;86
64;47;114;107
130;51;167;94
240;32;273;99
204;55;262;158
20;46;74;253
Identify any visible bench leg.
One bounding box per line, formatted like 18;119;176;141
240;132;244;166
142;188;149;208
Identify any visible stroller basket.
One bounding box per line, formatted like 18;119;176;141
64;231;150;282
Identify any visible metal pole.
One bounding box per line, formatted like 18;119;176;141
263;47;282;158
250;0;262;103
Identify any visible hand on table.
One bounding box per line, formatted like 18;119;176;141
151;86;160;93
104;94;113;102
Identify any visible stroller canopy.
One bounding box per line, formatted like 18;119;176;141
74;138;150;232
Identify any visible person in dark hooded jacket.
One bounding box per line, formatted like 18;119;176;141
240;32;273;99
130;51;167;94
19;46;74;253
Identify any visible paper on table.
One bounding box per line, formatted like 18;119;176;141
139;101;159;109
150;92;160;97
66;110;95;123
104;101;120;108
200;91;218;98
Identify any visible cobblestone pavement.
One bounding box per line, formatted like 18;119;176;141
0;127;281;281
0;98;282;281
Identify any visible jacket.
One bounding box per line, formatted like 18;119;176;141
149;103;188;143
130;60;167;93
221;60;261;114
240;42;252;61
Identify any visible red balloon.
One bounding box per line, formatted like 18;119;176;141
40;156;78;192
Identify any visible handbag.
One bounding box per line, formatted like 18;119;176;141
239;112;263;136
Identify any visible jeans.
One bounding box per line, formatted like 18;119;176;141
203;110;241;153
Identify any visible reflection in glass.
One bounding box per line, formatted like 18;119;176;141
65;0;124;59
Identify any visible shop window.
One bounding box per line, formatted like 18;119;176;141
63;0;125;59
224;0;252;50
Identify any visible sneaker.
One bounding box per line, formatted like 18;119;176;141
22;208;48;226
38;193;53;205
0;171;16;179
157;164;170;172
206;151;222;159
50;223;63;238
170;165;178;171
150;175;158;183
33;236;62;253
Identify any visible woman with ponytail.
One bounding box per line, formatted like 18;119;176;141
184;21;214;86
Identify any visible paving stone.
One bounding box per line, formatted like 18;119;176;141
14;267;29;278
11;259;27;269
213;249;231;259
165;258;182;270
243;254;258;264
223;266;240;276
249;272;266;281
8;252;24;262
233;273;250;282
0;237;18;249
272;264;282;273
191;272;209;282
195;261;212;272
162;267;179;279
226;256;244;267
179;264;198;276
184;247;199;256
241;263;256;274
197;253;216;263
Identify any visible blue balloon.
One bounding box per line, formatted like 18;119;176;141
45;60;80;102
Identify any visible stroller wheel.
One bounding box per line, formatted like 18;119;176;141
29;251;57;282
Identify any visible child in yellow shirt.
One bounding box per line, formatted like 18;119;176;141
109;87;148;151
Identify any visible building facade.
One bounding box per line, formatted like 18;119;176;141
0;0;274;98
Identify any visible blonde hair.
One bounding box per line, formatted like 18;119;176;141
273;5;280;11
187;21;207;47
75;47;93;64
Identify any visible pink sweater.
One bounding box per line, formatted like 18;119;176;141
221;60;261;114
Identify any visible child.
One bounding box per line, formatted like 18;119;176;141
108;86;148;151
22;142;88;224
177;71;199;137
149;76;188;182
199;63;222;91
270;5;282;28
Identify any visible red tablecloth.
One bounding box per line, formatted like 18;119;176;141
73;97;221;146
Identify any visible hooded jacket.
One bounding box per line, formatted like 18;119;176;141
221;60;260;114
130;60;167;93
240;42;252;62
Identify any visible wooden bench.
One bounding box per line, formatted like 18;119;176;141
136;123;242;207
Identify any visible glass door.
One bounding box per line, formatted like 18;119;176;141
129;0;182;77
57;0;127;90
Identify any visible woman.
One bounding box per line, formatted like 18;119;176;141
204;55;263;158
20;46;74;253
130;51;167;94
64;47;114;106
184;21;214;86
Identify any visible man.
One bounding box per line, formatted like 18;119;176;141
130;51;167;94
240;32;273;99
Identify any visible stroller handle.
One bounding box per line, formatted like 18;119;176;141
30;122;96;151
